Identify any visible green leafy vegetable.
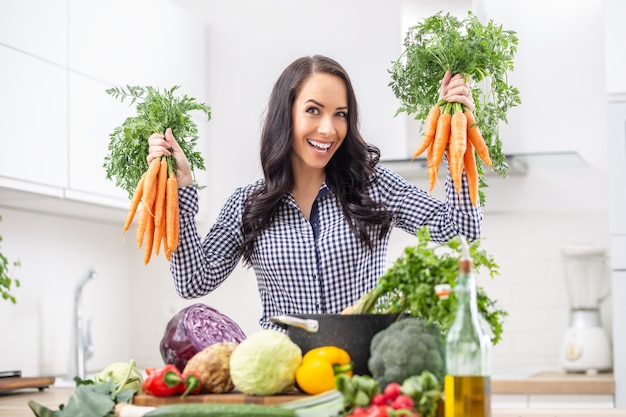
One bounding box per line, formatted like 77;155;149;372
104;85;211;198
354;227;507;344
389;11;521;204
0;214;20;304
28;379;136;417
93;359;143;394
401;371;442;417
368;318;445;387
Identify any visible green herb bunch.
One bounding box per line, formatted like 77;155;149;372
389;11;521;203
354;227;507;344
104;85;212;199
0;215;20;304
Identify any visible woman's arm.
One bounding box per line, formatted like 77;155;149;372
169;186;246;299
376;165;483;242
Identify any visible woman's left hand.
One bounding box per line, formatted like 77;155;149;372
439;70;474;112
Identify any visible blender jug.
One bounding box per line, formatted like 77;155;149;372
560;244;612;373
562;244;608;310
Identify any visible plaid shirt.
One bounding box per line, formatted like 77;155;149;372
170;164;482;329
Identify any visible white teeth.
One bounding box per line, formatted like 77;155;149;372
308;139;331;150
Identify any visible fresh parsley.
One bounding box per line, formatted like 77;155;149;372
355;227;507;344
104;85;211;199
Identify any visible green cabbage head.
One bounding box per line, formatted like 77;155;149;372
93;359;143;393
229;329;302;395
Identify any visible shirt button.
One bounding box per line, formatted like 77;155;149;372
312;223;318;228
315;303;320;310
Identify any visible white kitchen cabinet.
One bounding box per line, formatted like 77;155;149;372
66;0;208;206
607;99;626;237
68;0;207;89
493;394;615;409
0;45;68;191
0;0;208;219
607;97;626;408
68;0;161;86
67;72;131;204
0;0;67;66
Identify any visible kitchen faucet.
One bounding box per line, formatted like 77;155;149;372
68;267;96;380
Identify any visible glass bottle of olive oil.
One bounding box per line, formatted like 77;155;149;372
444;238;491;417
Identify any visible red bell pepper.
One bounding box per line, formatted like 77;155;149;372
180;371;202;398
141;365;184;397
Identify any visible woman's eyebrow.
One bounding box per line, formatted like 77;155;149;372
304;98;348;111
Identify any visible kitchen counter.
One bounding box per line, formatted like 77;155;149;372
0;372;619;417
2;387;625;417
493;371;614;395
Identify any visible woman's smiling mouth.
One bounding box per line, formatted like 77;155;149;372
307;139;331;154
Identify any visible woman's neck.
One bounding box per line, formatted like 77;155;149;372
290;164;325;219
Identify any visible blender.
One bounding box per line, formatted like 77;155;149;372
560;244;612;373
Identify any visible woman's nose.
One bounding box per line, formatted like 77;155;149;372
317;115;334;136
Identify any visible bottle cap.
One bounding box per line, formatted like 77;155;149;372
459;259;472;273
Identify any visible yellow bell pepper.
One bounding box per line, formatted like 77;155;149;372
295;346;353;395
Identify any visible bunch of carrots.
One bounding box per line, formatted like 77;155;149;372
412;101;492;207
123;156;179;264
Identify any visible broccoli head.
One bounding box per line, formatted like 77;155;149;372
368;317;445;387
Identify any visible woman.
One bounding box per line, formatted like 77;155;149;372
147;55;481;329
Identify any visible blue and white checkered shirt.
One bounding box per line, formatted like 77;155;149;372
170;164;482;329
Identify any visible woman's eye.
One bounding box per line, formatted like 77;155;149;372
336;111;347;118
306;107;320;115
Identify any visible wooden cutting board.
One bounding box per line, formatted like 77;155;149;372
133;391;307;406
0;376;56;393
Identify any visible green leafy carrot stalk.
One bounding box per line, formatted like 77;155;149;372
389;11;521;204
104;85;211;199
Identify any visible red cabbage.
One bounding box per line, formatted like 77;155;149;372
160;303;246;371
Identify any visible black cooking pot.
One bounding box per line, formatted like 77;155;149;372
270;313;405;376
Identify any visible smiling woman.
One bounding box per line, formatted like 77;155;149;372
290;72;348;217
145;54;481;332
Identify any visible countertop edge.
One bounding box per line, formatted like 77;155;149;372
492;372;615;395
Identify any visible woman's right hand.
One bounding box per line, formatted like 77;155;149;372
147;128;194;188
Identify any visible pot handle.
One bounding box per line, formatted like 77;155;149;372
269;315;319;333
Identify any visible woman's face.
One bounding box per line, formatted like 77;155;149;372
290;72;348;173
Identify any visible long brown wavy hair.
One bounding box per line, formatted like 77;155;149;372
240;55;392;265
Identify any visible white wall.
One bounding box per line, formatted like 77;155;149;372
0;0;617;379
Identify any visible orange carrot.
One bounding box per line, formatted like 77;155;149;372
163;213;171;261
153;158;168;256
142;158;162;215
166;175;179;253
426;141;437;192
412;105;440;159
123;171;146;232
448;109;468;195
173;191;180;251
136;201;149;249
155;198;166;256
143;202;155;264
464;110;492;167
428;111;452;191
464;139;479;207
